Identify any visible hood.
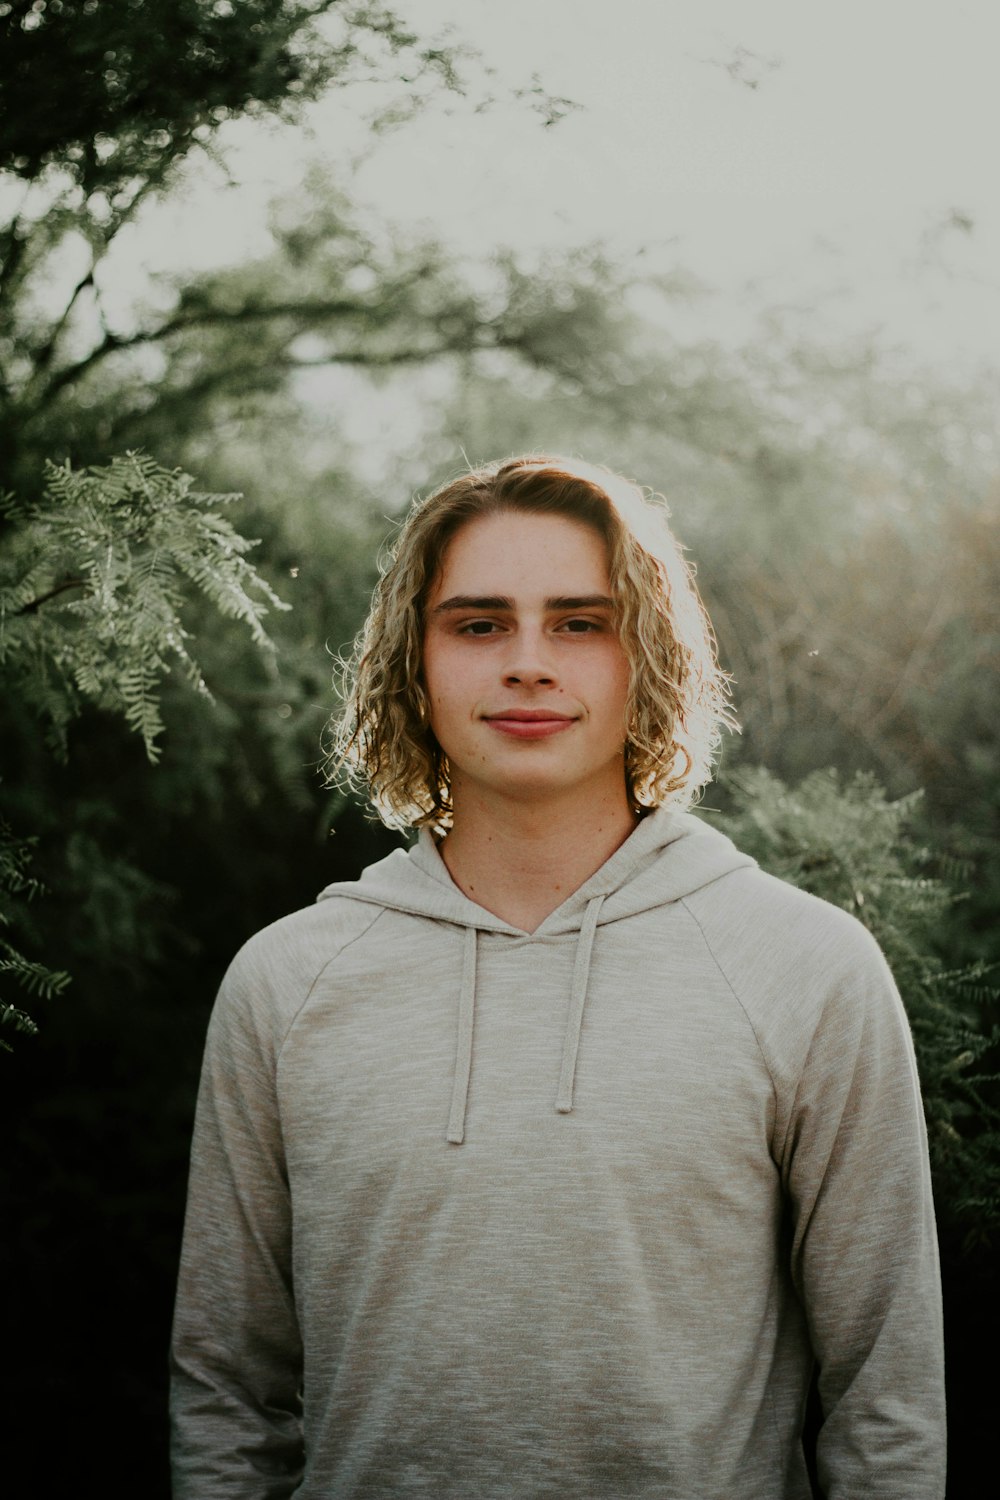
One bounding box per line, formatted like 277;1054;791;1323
317;807;755;1144
318;807;752;935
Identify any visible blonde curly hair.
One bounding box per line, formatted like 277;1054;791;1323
331;455;734;831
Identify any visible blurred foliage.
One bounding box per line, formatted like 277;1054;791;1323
0;816;71;1050
714;767;1000;1245
2;177;645;497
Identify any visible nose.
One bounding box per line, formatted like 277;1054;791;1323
501;625;557;687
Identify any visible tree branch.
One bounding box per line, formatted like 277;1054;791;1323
0;217;28;311
97;331;501;449
32;296;393;410
15;577;86;616
28;269;95;379
287;337;498;368
30;262;500;409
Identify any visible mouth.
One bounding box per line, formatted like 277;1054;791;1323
483;709;578;740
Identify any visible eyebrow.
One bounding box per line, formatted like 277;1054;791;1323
431;594;615;614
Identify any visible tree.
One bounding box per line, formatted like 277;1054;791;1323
0;451;287;1045
0;0;577;492
9;181;642;484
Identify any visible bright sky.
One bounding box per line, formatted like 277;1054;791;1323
120;0;1000;377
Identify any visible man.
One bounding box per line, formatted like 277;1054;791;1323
170;456;945;1497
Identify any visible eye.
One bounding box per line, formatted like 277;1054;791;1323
457;618;504;636
557;617;605;634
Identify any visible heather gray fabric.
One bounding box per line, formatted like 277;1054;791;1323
170;807;945;1498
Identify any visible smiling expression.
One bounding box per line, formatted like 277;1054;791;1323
422;510;632;816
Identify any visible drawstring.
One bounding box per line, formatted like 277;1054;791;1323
446;925;478;1145
556;895;604;1114
446;896;606;1143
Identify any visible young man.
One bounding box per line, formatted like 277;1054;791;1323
170;456;945;1497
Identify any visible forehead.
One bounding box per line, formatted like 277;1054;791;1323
428;511;611;599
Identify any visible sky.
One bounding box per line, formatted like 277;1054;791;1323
119;0;1000;378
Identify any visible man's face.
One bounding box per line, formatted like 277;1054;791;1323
422;509;631;816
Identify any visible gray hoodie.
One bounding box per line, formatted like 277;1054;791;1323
170;808;945;1498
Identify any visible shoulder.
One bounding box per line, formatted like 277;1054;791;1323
684;862;886;981
231;895;384;988
210;894;386;1055
681;864;905;1073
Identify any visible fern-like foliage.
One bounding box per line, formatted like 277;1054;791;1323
0;452;289;760
715;767;1000;1245
0;452;290;1048
0;819;71;1052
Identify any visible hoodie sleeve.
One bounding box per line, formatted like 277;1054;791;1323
775;921;946;1499
170;937;305;1498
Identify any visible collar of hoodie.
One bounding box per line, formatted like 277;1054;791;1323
444;891;606;1145
317;807;755;1145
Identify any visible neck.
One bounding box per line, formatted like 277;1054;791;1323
438;784;638;932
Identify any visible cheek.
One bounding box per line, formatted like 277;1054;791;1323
606;648;632;709
421;635;448;700
422;643;472;731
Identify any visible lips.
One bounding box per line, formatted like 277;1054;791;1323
483;708;578;739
